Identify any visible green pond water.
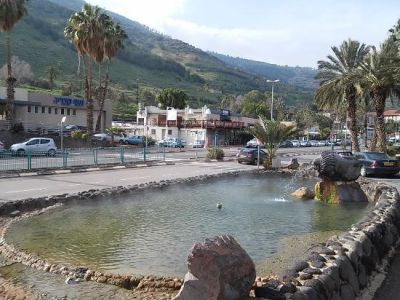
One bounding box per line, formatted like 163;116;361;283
5;174;369;277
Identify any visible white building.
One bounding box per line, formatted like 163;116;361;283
133;105;258;146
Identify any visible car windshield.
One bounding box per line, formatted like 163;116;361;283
366;153;390;160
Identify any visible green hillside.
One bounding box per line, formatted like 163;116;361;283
0;0;315;107
210;52;318;90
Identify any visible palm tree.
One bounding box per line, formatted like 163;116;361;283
46;65;58;90
356;40;400;152
248;117;297;169
315;39;370;152
95;23;126;132
64;4;109;136
0;0;27;123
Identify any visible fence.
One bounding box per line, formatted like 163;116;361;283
0;146;167;172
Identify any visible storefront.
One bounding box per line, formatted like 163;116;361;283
0;87;112;132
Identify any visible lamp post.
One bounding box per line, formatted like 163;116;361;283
202;106;211;147
60;116;67;151
266;79;280;120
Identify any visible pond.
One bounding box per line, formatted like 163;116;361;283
5;174;369;277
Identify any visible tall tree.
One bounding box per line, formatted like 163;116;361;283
65;4;111;136
356;40;400;152
46;65;58;90
315;39;370;152
95;23;126;132
0;0;28;123
157;88;187;109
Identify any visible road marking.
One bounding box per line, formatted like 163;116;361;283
4;187;47;194
120;176;151;181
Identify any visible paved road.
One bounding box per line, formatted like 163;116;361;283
0;145;329;172
0;161;257;202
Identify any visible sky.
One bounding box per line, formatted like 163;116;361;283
87;0;400;68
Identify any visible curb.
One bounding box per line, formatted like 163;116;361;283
0;161;170;179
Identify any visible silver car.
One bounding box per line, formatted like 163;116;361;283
11;138;57;156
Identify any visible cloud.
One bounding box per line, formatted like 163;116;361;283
88;0;186;28
159;19;297;65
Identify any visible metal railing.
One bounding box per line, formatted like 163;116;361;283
0;146;167;172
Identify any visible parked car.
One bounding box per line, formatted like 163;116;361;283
10;138;57;156
317;140;327;147
236;148;266;164
291;140;300;147
61;124;86;136
122;135;145;145
246;138;265;148
192;140;205;148
354;152;400;176
0;141;4;152
159;137;185;148
93;133;126;143
300;140;311;147
280;140;293;148
336;151;354;158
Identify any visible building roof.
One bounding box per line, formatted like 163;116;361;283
384;109;400;116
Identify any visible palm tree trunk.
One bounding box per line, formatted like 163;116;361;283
373;90;386;152
95;73;108;132
5;32;15;124
85;56;94;137
363;98;368;149
347;90;360;152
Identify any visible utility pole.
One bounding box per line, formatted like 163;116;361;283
136;78;139;105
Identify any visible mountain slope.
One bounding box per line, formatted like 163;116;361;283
210;53;318;90
0;0;315;106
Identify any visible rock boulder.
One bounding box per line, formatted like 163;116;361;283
291;187;315;200
173;235;255;300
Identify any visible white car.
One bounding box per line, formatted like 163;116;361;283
246;138;264;148
93;133;126;143
192;140;205;148
291;140;300;147
10;138;57;156
0;141;4;152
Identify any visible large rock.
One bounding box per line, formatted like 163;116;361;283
315;181;369;204
173;235;255;300
291;187;315;200
313;151;361;182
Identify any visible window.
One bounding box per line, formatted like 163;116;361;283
54;108;58;115
48;107;52;114
168;129;172;135
73;109;76;116
67;108;71;115
40;139;50;144
61;108;65;115
151;129;156;134
34;106;38;113
26;139;39;146
27;106;31;113
41;106;45;114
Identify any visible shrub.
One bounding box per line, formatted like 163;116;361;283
10;122;24;133
207;147;225;160
71;130;88;140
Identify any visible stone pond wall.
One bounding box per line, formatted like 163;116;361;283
254;180;400;300
0;169;399;299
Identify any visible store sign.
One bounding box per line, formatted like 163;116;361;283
53;96;85;107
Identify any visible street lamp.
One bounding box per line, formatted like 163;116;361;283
60;116;67;151
266;79;280;120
